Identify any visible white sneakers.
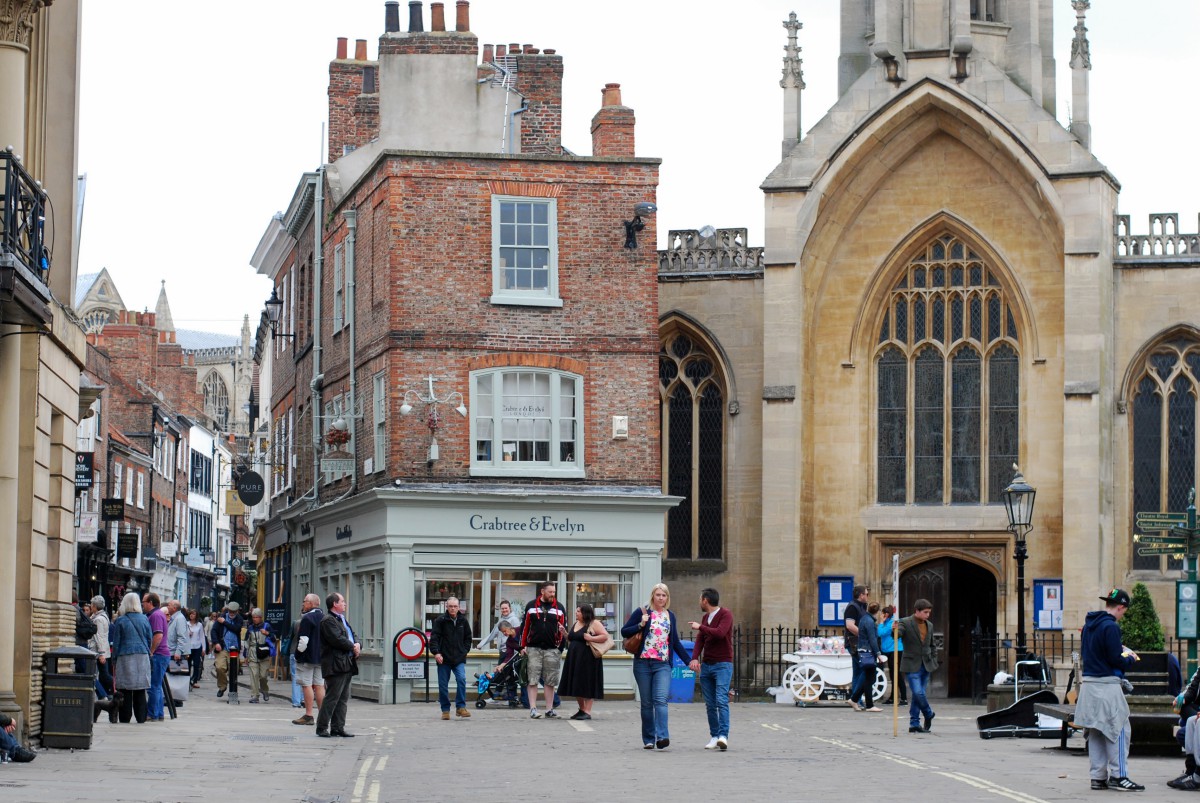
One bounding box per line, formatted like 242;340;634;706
704;737;720;750
705;736;730;750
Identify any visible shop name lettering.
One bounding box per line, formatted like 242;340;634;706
335;525;352;541
469;515;586;534
501;403;546;416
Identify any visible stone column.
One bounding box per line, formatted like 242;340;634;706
0;0;49;722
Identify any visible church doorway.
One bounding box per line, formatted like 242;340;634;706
898;557;997;698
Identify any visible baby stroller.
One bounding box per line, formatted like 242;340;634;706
474;651;521;709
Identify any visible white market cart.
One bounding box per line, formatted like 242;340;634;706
781;651;891;705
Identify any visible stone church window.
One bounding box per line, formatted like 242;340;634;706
875;234;1020;504
1131;345;1200;572
660;329;724;560
202;371;230;430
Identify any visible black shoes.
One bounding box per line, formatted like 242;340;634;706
655;738;669;750
10;747;36;763
1106;777;1144;791
316;730;331;738
908;725;929;733
569;711;591;720
217;689;225;698
923;713;935;731
1091;779;1108;791
331;730;355;737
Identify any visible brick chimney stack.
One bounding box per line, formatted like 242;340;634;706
591;83;635;158
328;36;381;162
480;42;564;155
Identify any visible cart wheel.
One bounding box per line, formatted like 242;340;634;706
475;699;486;709
872;667;890;703
784;664;824;703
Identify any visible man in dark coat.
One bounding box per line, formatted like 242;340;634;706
316;592;360;738
895;598;939;734
429;596;473;720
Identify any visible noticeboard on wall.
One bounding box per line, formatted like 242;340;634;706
1033;578;1063;631
817;575;854;627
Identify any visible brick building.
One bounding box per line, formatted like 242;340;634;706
251;0;675;700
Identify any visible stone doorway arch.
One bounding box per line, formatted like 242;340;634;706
873;536;1005;698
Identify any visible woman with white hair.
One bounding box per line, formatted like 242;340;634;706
108;591;152;723
620;583;692;750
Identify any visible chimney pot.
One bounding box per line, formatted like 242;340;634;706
602;82;623;107
509;43;519;54
527;47;540;55
430;2;445;31
408;1;424;32
522;44;533;54
355;39;368;60
482;43;494;62
496;44;506;58
336;37;348;59
455;0;469;31
384;0;401;33
543;48;556;55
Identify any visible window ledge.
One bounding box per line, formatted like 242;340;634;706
663;558;728;575
489;294;564;308
469;466;585;479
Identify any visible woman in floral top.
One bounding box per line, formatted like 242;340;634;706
621;583;692;750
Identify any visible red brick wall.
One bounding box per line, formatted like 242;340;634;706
328;58;380;163
312;152;661;492
510;52;563;155
378;31;478;56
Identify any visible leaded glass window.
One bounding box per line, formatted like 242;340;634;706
1131;343;1200;572
875;234;1020;504
202;371;229;430
660;329;725;560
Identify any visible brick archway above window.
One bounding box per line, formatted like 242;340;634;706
466;353;587;375
487;181;561;198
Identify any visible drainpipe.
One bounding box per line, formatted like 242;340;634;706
305;169;325;505
333;210;359;503
148;404;158;568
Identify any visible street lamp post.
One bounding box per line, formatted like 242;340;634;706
1002;467;1037;659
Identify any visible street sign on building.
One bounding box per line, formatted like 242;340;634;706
1136;511;1191;530
321;458;354;475
101;498;125;521
74;452;94;493
225;490;246;516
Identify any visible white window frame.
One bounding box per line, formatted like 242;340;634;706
113;461;122;498
125;469;134;504
333;243;346;331
287;407;294;488
469;367;584;478
373;372;387;472
490;195;561;308
136;471;145;509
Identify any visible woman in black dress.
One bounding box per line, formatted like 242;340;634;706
559;604;608;720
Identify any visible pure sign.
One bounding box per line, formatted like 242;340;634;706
236;470;265;507
74;452;94;493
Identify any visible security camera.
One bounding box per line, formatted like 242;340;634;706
634;202;657;217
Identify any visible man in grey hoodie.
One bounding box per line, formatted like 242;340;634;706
1076;588;1143;792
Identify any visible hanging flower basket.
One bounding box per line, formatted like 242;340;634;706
325;428;351;447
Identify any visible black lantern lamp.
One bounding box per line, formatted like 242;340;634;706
1002;466;1036;658
264;288;295;341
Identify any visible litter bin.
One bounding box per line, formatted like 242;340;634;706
42;645;97;749
669;639;696;703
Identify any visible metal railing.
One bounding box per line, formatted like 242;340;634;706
0;149;49;280
731;625;845;699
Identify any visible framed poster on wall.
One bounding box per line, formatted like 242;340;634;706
1033;578;1063;631
817;575;854;627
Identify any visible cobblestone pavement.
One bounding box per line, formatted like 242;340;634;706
0;685;1191;802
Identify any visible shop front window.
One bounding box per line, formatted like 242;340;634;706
424;572;483;639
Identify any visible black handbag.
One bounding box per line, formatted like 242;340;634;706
256;645;271;660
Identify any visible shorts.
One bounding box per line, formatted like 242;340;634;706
294;662;324;687
525;646;562;688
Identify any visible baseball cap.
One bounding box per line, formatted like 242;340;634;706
1100;588;1131;607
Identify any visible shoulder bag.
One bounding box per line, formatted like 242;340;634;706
589;625;615;659
622;610;647;654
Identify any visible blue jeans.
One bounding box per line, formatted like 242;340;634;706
848;649;865;704
438;661;467;712
147;653;169;718
906;666;935;727
699;661;733;738
289;654;304;706
0;725;17;757
633;658;672;744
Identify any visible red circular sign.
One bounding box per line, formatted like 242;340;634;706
395;628;426;660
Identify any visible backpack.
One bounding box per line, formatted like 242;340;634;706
76;606;97;640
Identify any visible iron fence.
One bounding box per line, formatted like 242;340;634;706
731;625;845;699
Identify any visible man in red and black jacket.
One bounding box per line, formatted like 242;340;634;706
689;588;734;751
520;580;566;719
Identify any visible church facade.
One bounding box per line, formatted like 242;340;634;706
659;0;1200;694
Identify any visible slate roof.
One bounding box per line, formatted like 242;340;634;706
75;271;100;307
176;329;240;351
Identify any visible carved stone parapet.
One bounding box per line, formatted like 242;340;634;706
658;228;765;276
0;0;52;48
1114;213;1200;262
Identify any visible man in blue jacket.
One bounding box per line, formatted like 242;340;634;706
1076;588;1143;792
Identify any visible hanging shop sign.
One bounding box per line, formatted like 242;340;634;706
116;529;138;560
235;471;265;507
101;498;125;521
74;452;94;493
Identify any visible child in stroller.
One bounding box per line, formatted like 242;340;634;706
475;621;520;708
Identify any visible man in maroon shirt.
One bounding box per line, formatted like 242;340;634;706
689;588;733;751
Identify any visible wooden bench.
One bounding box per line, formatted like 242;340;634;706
1033;701;1179;756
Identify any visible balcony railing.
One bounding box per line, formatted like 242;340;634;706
0;148;49;281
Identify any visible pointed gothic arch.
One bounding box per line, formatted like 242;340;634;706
658;315;732;562
202;371;230;429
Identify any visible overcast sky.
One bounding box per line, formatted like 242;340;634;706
77;1;1198;337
